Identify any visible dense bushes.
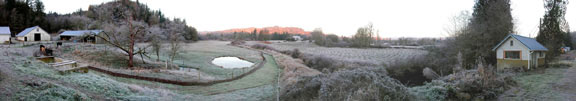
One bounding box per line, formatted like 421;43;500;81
300;54;342;73
385;55;431;86
280;67;411;101
409;59;516;100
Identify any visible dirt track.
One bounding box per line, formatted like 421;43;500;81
555;62;576;100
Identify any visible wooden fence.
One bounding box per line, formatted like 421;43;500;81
87;52;268;86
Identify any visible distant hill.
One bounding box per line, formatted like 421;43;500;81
204;26;310;35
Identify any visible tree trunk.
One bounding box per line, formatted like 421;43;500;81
128;16;134;68
156;51;159;61
140;52;145;64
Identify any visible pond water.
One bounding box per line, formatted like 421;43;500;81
211;57;254;69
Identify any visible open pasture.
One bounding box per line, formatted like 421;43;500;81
248;41;428;65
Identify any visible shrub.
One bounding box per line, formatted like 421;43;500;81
409;80;450;101
290;49;301;58
280;67;412;101
300;54;342;73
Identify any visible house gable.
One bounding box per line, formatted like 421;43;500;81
492;34;548;51
496;37;531;60
15;26;51;41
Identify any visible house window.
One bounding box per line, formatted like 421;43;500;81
504;51;521;59
510;40;513;46
539;52;545;58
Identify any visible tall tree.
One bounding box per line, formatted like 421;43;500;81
536;0;569;63
310;28;325;46
352;23;375;48
251;29;258;40
456;0;513;68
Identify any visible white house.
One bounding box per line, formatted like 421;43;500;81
0;27;10;43
59;30;104;43
291;36;303;41
16;26;51;41
492;34;548;70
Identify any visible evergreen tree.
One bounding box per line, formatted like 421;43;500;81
251;29;258;40
456;0;513;68
536;0;569;63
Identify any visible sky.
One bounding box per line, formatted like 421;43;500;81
42;0;576;38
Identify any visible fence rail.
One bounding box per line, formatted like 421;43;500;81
87;52;268;86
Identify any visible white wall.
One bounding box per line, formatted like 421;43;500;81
16;27;51;41
0;35;10;43
496;37;530;60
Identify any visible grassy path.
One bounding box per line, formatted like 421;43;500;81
499;60;576;100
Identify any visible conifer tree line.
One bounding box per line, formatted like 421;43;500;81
0;0;198;41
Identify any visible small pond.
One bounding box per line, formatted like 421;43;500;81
211;57;254;69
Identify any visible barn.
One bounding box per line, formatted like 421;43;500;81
60;30;103;43
0;27;10;43
492;34;548;70
16;26;51;41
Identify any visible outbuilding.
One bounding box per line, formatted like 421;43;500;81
60;30;103;43
16;26;51;41
492;34;548;70
0;26;10;43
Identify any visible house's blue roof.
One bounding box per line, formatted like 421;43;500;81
0;27;10;35
16;26;38;36
60;30;103;36
492;34;548;51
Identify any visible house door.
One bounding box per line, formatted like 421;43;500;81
531;53;538;68
34;33;41;41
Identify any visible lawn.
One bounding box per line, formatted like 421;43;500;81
149;41;263;78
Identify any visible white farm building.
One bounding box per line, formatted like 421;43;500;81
492;34;548;70
16;26;51;41
0;27;10;43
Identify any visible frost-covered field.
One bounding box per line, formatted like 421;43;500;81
248;41;428;65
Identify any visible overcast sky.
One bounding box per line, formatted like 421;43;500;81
43;0;576;38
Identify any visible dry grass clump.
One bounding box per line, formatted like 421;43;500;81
251;44;276;51
423;67;440;80
230;40;246;45
280;67;411;101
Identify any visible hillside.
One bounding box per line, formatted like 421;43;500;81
206;26;310;35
